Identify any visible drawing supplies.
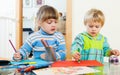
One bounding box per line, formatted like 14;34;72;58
48;46;56;61
24;62;37;65
24;66;35;72
9;40;17;52
41;39;49;47
52;60;103;67
78;59;80;63
41;39;56;62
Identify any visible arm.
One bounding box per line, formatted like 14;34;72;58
103;37;111;56
103;37;120;56
71;34;84;61
20;37;33;60
13;36;33;60
55;33;66;60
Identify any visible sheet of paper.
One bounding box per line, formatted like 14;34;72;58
33;66;100;75
52;60;103;67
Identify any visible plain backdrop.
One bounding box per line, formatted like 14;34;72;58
72;0;120;61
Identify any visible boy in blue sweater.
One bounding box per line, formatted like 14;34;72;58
13;5;66;61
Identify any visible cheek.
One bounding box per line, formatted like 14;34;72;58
97;28;101;31
87;28;92;31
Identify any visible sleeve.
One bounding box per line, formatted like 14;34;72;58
19;36;33;60
103;37;112;56
71;34;84;54
55;32;66;60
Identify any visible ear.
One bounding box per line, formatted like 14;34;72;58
36;20;41;26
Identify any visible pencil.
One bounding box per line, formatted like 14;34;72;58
78;59;80;63
9;40;17;52
41;39;49;47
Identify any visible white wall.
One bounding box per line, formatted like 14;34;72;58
23;0;66;30
72;0;120;50
0;0;16;59
23;0;66;43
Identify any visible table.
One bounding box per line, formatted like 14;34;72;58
31;62;120;75
0;58;120;75
86;62;120;75
103;62;120;75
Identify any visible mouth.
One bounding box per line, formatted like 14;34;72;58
90;32;97;36
91;32;96;34
51;28;55;31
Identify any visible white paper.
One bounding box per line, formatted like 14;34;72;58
33;66;100;75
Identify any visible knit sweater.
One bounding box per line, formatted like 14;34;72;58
71;32;111;63
19;29;66;60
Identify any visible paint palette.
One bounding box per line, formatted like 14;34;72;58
109;55;119;65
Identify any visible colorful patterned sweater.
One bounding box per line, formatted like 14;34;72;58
71;32;111;63
18;28;66;60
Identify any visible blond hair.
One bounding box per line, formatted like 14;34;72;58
34;5;59;31
84;9;105;27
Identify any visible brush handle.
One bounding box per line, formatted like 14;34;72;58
9;40;17;52
41;39;49;47
24;66;35;72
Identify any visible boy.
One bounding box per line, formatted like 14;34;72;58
13;5;66;61
71;8;119;63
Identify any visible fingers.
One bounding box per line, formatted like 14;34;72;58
111;50;120;56
14;52;22;60
115;50;120;56
40;53;46;59
72;52;81;61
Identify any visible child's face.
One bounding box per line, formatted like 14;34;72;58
41;19;58;34
86;21;102;37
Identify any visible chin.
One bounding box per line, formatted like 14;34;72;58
49;32;55;34
92;35;97;37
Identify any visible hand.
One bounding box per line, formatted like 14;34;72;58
13;52;22;61
110;49;120;56
40;53;46;60
72;52;81;61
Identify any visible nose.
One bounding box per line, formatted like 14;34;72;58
92;27;96;31
52;22;57;27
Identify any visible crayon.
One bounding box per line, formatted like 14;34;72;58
9;40;17;52
24;62;36;65
24;66;35;72
78;59;80;63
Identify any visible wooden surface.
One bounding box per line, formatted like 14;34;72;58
16;0;72;60
0;57;9;60
66;0;72;60
16;0;23;50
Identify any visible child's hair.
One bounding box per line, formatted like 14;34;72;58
84;8;105;27
35;5;59;31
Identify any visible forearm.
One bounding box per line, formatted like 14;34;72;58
56;50;66;60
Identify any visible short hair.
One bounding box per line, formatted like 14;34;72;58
84;9;105;26
36;5;59;23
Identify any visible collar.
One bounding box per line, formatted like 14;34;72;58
82;32;100;40
38;28;49;35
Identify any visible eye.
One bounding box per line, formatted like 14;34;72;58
89;25;93;28
96;26;100;28
46;20;52;24
55;21;58;23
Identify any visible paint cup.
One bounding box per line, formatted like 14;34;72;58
45;47;56;62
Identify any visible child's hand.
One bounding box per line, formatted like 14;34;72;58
13;52;22;61
110;49;120;56
72;52;81;61
40;53;46;59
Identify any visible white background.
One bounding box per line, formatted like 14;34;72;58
72;0;120;50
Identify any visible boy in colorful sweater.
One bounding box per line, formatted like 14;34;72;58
71;8;119;63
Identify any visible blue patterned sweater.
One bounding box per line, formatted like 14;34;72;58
19;29;66;60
